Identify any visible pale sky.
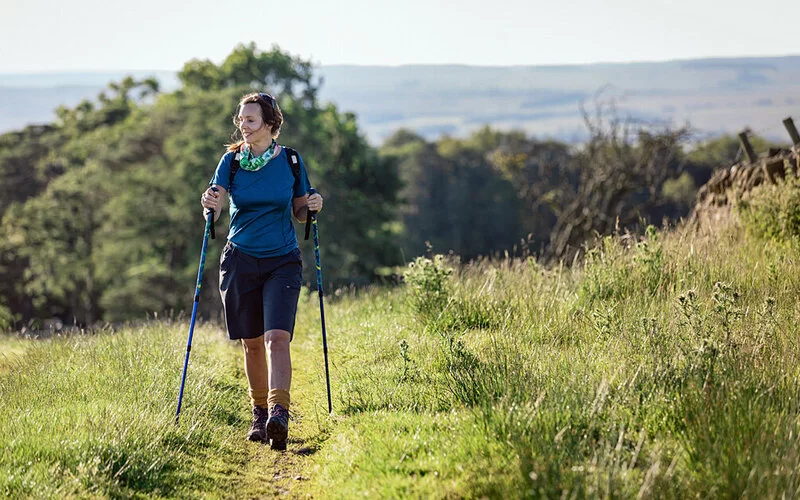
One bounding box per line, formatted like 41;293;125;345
2;0;799;72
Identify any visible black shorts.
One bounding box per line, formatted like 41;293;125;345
219;242;303;341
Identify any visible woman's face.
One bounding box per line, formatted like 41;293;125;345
238;102;272;145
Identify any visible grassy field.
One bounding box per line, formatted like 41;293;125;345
3;207;800;498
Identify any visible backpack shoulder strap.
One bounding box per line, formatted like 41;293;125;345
229;146;305;193
228;149;240;193
282;146;302;188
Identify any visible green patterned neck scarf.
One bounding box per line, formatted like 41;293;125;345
238;139;277;171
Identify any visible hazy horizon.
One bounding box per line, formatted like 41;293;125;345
3;54;799;146
2;52;800;77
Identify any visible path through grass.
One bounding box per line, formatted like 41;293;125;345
0;310;336;498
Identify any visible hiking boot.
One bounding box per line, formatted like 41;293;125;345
246;405;268;442
266;404;289;450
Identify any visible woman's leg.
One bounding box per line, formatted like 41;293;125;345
242;336;269;441
265;329;292;406
260;254;300;449
265;329;292;449
242;336;269;406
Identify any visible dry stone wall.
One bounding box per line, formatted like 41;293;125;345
689;146;800;226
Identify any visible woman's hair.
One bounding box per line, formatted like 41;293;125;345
227;92;284;152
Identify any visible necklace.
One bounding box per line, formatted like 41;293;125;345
238;140;277;171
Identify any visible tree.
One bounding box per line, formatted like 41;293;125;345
548;103;690;260
179;43;320;106
4;164;107;324
382;128;523;261
486;129;574;252
0;44;403;328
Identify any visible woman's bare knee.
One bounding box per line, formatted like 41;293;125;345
242;336;266;354
264;329;291;350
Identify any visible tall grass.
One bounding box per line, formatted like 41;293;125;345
309;206;800;498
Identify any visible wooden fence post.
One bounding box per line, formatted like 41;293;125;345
783;117;800;147
738;131;758;163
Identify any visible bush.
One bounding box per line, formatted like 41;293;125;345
739;173;800;241
633;225;672;297
0;304;15;332
403;254;454;323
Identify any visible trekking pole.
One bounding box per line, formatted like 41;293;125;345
305;188;332;414
176;187;217;424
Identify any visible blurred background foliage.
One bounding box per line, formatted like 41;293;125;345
0;43;787;329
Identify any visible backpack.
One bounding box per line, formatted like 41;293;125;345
228;145;302;194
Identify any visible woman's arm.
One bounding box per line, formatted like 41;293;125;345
292;192;323;223
292;194;309;223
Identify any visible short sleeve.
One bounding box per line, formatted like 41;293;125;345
293;154;312;198
210;152;234;190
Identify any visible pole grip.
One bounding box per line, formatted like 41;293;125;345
208;186;219;240
305;187;317;240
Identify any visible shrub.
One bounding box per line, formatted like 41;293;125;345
403;254;454;323
0;304;15;332
633;225;672;297
738;173;800;241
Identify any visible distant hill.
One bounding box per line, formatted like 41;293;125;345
2;56;800;144
0;71;179;135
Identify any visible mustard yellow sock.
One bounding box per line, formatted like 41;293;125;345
249;388;269;408
268;388;291;410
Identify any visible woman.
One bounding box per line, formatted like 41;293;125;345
200;92;323;450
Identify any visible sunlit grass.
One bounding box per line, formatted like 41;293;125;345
302;212;800;498
0;323;246;498
4;208;800;497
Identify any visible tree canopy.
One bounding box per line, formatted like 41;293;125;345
0;44;400;328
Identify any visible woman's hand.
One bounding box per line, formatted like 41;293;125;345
201;186;222;214
308;192;324;213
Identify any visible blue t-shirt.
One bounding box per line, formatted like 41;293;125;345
210;147;311;258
